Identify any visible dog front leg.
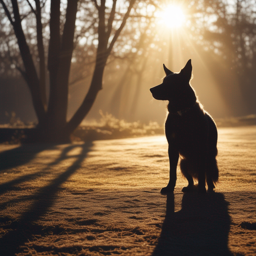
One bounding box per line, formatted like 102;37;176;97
160;146;179;194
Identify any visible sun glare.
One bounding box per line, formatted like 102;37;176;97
159;4;186;28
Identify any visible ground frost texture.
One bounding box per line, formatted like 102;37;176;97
0;126;255;255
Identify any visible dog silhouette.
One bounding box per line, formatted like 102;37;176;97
150;60;218;193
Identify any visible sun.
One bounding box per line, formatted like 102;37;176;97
158;4;186;28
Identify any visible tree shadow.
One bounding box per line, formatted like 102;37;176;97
0;144;68;196
0;142;93;255
152;193;233;256
0;144;60;197
0;143;92;196
0;144;56;173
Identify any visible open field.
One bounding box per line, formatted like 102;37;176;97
0;126;255;255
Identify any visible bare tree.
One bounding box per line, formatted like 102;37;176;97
0;0;136;142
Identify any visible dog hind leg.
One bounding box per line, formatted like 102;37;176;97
207;158;219;192
207;176;215;192
180;158;195;192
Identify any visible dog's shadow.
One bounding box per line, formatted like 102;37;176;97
152;192;233;256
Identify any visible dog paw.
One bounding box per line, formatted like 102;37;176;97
207;187;215;193
160;186;174;195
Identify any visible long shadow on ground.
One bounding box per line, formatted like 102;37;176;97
0;142;92;255
0;144;85;196
0;144;56;172
152;192;233;256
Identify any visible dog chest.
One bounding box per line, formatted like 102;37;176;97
165;113;208;151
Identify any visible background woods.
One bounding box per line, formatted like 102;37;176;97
0;0;140;142
0;0;256;142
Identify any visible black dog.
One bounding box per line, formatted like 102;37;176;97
150;60;219;193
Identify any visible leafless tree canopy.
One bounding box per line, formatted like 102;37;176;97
0;0;256;141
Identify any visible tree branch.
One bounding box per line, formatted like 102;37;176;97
20;10;35;22
107;0;136;54
91;0;99;10
48;0;60;78
25;0;36;14
0;0;14;26
106;0;117;39
6;0;46;122
74;19;97;44
34;0;47;107
97;0;106;50
40;0;47;9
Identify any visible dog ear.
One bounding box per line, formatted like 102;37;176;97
163;64;174;76
180;59;192;81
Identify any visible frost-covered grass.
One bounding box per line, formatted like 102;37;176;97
0;126;255;255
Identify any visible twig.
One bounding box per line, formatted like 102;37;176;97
0;0;14;26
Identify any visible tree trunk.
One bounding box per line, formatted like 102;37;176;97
35;0;47;108
45;0;78;134
65;59;107;136
9;0;46;125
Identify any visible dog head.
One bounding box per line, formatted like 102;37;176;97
150;60;196;106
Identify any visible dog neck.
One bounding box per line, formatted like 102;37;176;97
168;101;198;116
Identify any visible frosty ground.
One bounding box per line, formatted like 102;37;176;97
0;126;255;255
